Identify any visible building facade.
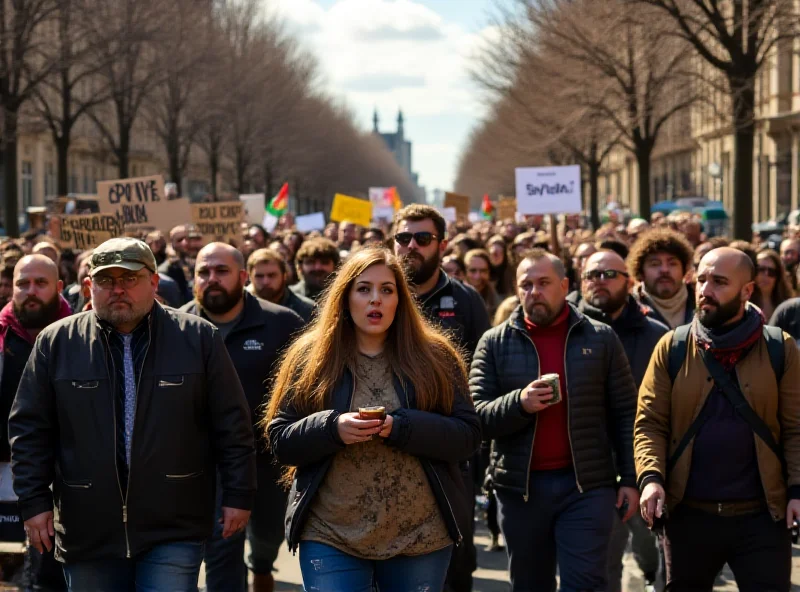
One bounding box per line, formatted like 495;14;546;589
373;109;425;202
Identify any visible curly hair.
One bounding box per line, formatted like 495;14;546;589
295;237;340;267
627;228;694;280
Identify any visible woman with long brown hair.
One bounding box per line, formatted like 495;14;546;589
752;248;794;320
263;247;480;592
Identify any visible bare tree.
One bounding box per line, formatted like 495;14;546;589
0;0;58;236
626;0;799;237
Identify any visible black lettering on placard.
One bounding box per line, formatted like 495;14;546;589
122;204;149;225
526;181;576;197
107;180;161;204
197;206;216;220
197;222;241;236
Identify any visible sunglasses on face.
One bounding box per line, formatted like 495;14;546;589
757;266;778;278
582;269;630;281
393;232;438;247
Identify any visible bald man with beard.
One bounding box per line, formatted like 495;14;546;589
635;248;800;591
0;255;71;590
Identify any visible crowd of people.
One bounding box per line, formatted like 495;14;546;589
0;203;799;591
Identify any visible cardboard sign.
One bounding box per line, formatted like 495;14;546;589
516;165;582;215
96;175;191;233
191;201;244;244
295;212;326;233
444;192;471;217
59;213;124;250
330;194;373;228
437;207;457;223
497;198;517;221
239;194;266;225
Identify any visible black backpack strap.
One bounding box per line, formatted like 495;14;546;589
698;347;786;475
668;325;691;383
763;325;785;384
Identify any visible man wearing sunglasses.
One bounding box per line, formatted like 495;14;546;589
578;251;669;592
391;204;490;592
9;238;256;591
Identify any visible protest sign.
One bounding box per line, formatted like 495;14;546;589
516;165;582;215
239;194;266;225
497;198;517;221
191;201;244;244
295;212;326;233
330;194;373;227
468;212;481;223
96;175;191;233
437;207;457;223
372;206;394;222
444;192;471;217
59;213;124;250
369;187;394;207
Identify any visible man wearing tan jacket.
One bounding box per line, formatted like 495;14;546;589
635;247;800;591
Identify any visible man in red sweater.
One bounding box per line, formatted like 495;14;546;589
471;249;639;591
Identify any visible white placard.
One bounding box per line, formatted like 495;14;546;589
468;212;481;223
295;212;326;233
262;212;278;232
240;194;266;225
516;165;582;215
437;207;457;223
372;206;395;222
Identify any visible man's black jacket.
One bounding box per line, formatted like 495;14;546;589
8;304;256;562
470;304;637;499
770;297;800;341
0;330;31;462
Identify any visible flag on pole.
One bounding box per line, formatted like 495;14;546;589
481;194;494;220
392;187;403;212
266;182;289;217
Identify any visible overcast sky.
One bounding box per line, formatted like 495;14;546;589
269;0;498;198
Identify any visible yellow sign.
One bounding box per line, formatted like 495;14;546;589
96;175;190;234
444;192;471;217
58;213;125;250
330;194;373;227
497;198;517;221
191;201;245;244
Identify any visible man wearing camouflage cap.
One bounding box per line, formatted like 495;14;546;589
9;237;256;591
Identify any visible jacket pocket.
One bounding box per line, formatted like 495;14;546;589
164;470;204;482
61;479;92;489
70;381;99;389
158;376;185;388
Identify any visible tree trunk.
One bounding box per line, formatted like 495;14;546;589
730;76;756;240
56;132;70;196
117;125;130;178
588;158;600;230
209;148;218;198
3;109;19;237
167;117;181;192
635;141;653;221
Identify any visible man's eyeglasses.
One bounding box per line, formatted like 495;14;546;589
582;269;629;281
393;232;439;247
757;266;779;278
92;273;144;290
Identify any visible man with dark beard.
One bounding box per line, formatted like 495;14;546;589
391;204;489;592
289;238;340;301
181;243;303;592
0;255;71;591
245;248;314;323
578;251;667;592
636;247;800;591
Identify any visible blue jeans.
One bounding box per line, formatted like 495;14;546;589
299;541;453;592
62;540;204;592
203;472;247;591
495;467;615;592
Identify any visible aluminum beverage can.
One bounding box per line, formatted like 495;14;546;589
540;373;561;405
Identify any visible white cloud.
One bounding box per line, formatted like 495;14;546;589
268;0;492;190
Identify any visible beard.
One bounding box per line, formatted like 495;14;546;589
255;284;282;302
645;274;681;299
402;250;440;286
303;270;331;292
200;281;243;315
524;300;563;326
94;295;153;329
696;295;743;329
587;285;628;315
14;295;61;329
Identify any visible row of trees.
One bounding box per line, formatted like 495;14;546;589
0;0;418;236
457;0;798;237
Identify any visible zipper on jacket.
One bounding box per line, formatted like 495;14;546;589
426;459;463;546
517;330;541;503
122;332;152;558
562;320;583;493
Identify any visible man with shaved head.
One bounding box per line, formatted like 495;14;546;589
0;255;71;589
636;247;800;590
471;248;639;591
182;242;303;592
578;250;668;591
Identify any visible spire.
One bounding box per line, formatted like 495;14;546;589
373;108;379;132
397;108;404;134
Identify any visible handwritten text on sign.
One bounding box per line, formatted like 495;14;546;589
515;165;582;215
191;202;244;244
96;175;190;233
59;214;124;250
